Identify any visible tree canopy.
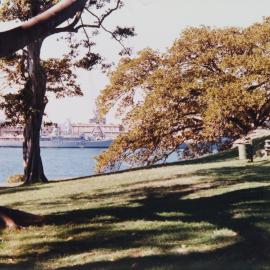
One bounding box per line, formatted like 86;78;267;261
0;0;134;183
96;18;270;172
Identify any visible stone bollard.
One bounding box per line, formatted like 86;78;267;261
238;143;248;160
238;140;253;162
264;140;270;157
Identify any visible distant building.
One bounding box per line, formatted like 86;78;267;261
0;126;24;137
0;123;57;137
71;123;122;140
41;123;57;136
0;113;123;140
70;110;122;140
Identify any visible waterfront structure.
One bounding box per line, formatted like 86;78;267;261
0;112;122;139
68;112;123;140
0;114;122;148
70;123;122;140
0;126;24;137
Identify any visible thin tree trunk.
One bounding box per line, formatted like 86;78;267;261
23;41;48;184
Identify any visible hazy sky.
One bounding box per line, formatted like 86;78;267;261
2;0;270;124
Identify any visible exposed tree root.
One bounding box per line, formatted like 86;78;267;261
0;206;45;230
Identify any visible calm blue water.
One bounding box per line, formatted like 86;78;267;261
0;148;107;183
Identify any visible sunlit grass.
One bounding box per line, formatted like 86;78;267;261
0;157;270;269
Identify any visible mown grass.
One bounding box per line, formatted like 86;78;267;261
0;155;270;269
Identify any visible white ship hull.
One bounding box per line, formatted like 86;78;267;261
41;138;112;148
0;138;112;148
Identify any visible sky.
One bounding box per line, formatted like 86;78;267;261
2;0;270;124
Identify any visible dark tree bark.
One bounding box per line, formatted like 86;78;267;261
23;40;48;184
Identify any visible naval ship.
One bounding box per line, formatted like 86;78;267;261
0;135;112;148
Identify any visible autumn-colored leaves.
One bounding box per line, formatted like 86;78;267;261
96;18;270;172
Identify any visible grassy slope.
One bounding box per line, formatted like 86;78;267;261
0;152;270;269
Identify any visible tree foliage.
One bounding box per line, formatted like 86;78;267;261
0;52;81;125
0;0;134;183
0;0;134;125
96;18;270;172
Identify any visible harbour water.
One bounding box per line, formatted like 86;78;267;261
0;148;107;183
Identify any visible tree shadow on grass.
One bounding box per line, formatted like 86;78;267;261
0;184;53;196
1;164;270;270
196;161;270;183
37;188;270;268
54;249;269;270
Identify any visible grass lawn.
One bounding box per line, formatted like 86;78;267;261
0;154;270;269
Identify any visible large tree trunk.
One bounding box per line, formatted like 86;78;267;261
23;41;48;184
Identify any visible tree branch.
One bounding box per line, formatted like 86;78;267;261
83;0;122;29
246;80;268;91
0;0;88;57
228;117;249;134
79;1;130;54
49;8;84;35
